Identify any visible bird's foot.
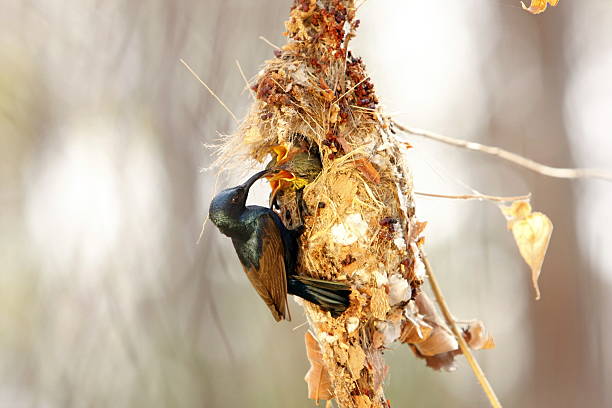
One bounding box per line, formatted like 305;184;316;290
291;224;306;236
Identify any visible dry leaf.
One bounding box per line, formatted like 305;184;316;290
408;344;459;372
501;201;553;300
521;0;559;14
399;318;433;344
420;349;459;372
413;293;459;354
415;327;458;357
414;292;445;326
464;320;495;350
304;331;333;402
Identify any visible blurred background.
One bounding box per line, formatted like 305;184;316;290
1;0;611;407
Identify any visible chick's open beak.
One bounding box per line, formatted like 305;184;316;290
264;143;311;207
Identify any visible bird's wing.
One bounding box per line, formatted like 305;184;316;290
242;214;289;321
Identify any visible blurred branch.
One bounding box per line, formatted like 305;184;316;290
415;191;531;202
392;120;612;182
420;250;503;408
258;36;280;49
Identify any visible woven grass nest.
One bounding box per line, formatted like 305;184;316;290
213;1;493;406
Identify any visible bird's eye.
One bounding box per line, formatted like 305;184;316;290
231;195;239;204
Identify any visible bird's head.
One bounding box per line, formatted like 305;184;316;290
209;169;269;236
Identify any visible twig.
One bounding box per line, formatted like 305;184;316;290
258;35;281;50
196;214;209;245
393;120;612;182
235;60;256;100
179;58;239;124
415;191;531;203
333;76;370;104
292;320;309;331
350;105;376;111
420;250;503;408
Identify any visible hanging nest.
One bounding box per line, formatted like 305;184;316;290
214;1;493;406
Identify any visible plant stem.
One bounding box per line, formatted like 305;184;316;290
420;250;503;408
393;120;612;182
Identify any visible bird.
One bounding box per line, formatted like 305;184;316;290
265;142;322;195
265;138;323;223
209;169;351;321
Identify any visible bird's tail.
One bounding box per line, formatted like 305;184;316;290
288;276;351;317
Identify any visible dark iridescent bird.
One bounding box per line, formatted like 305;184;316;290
209;170;350;321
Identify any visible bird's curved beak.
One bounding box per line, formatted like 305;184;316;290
241;169;271;191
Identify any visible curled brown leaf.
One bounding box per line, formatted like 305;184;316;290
415;327;458;357
304;331;333;402
464;320;496;350
399;318;433;344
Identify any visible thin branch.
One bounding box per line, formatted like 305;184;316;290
258;35;281;50
235;59;256;100
349;105;376;112
180;58;239;124
196;214;209;245
415;191;531;203
393;120;612;182
333;76;370;104
420;250;503;408
292;320;309;332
